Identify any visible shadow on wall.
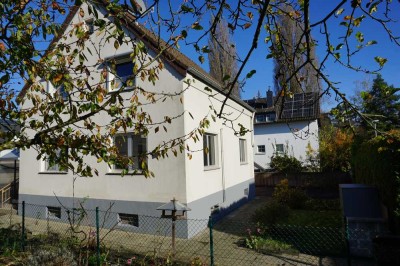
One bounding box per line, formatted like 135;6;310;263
211;182;255;224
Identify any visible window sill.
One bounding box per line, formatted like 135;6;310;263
106;171;144;176
240;162;249;165
39;171;68;175
204;165;220;171
107;87;135;94
255;153;266;155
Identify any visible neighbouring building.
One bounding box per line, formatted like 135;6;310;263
18;1;255;238
245;90;320;171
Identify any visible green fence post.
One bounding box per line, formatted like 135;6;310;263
21;201;25;251
96;207;100;266
208;215;214;266
343;216;351;266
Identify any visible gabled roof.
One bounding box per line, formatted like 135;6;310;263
18;1;254;112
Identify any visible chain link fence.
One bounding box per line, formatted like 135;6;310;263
0;201;380;265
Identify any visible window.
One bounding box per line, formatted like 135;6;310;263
113;133;147;170
57;84;69;101
118;213;139;227
239;139;247;163
257;145;266;153
47;206;61;219
275;144;285;154
84;19;94;34
108;60;136;92
203;133;218;167
255;114;266;123
43;149;68;172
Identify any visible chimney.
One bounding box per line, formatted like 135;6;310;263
266;88;273;107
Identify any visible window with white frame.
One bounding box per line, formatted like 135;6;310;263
239;139;247;163
108;59;136;92
257;145;266;153
255;114;266;123
203;133;218;168
47;81;69;101
275;144;285;154
84;19;94;34
117;213;139;227
113;133;147;170
47;206;61;219
43;149;68;172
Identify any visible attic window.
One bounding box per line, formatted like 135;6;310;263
85;19;94;34
108;60;136;92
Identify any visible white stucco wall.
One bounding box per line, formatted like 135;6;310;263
253;120;319;169
182;74;254;217
19;2;255;219
19;2;187;204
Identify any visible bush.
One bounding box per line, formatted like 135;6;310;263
253;201;290;226
273;179;309;209
270;154;303;173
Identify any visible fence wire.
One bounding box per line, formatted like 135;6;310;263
0;201;382;265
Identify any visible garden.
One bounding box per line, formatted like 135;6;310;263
245;179;346;257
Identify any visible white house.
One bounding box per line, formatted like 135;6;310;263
18;1;254;237
245;90;319;170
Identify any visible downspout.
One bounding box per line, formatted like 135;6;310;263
220;128;226;203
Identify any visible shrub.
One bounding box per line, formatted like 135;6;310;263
273;179;309;209
253;201;290;226
270;154;303;173
25;246;77;266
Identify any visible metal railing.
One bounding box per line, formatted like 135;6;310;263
0;182;11;208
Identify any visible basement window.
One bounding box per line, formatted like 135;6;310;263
47;206;61;219
117;213;139;227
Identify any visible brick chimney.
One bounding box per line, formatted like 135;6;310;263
266;89;273;107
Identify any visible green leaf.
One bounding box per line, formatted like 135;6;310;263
181;5;194;13
191;22;203;30
366;40;378;46
355;32;364;43
246;70;256;79
374;56;387;68
199;55;204;64
335;43;343;50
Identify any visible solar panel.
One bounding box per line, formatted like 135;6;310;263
280;92;318;120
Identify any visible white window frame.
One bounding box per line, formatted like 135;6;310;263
111;133;147;172
47;81;68;101
257;145;266;154
255;114;265;123
239;139;247;164
117;213;139;227
42;149;68;173
275;144;285;155
107;58;136;92
203;133;218;169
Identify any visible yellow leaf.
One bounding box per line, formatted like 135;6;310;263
53;73;63;83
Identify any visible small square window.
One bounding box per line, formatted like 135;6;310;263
203;133;218;168
118;213;139;227
255;114;265;123
108;60;136;92
257;145;265;153
239;139;247;163
47;206;61;219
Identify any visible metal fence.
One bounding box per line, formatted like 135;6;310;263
0;201;379;265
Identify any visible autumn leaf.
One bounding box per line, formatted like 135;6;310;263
53;73;63;83
243;23;252;29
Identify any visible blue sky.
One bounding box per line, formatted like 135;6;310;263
154;1;400;112
18;1;400;113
